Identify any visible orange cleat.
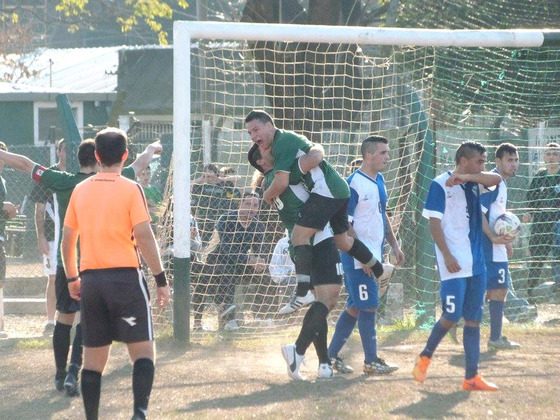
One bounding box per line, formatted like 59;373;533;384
412;355;431;383
462;374;499;391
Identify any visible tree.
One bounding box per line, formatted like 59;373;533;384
240;0;395;141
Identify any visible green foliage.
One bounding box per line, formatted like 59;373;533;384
54;0;188;44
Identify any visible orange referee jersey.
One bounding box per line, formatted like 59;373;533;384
64;172;151;271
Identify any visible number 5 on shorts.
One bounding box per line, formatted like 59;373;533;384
446;295;456;313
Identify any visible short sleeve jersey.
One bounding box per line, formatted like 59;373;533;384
341;170;387;270
422;172;485;281
31;164;136;266
480;168;508;263
64;172;150;271
265;159;333;245
272;129;349;199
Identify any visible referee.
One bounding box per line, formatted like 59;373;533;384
61;128;170;420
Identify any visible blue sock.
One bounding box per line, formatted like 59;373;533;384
489;300;504;342
327;310;357;359
358;311;377;364
420;319;449;358
463;325;480;379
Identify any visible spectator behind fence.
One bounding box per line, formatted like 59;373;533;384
219;166;242;211
191;164;230;243
138;166;163;222
0;141;20;339
192;192;268;331
30;138;66;335
523;142;560;300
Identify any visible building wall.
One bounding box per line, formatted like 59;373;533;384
0;102;34;145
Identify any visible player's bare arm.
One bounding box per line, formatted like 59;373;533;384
429;217;461;273
446;171;501;187
133;220;171;308
34;202;50;255
0;149;36;174
2;202;19;219
385;213;405;265
129;140;163;174
61;224;81;301
299;144;324;173
263;170;289;205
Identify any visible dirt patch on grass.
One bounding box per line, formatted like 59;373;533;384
1;324;559;419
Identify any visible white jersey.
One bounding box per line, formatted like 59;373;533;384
422;172;485;281
480;169;508;262
341;170;387;270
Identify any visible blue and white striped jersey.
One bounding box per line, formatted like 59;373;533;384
341;170;387;270
422;171;485;281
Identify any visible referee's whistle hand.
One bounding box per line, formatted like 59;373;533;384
68;280;81;301
157;286;171;308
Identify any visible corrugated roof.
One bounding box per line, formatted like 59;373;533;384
0;46;124;94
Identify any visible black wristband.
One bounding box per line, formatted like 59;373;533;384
66;276;80;283
154;271;167;287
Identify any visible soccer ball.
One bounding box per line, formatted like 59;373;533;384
492;212;521;238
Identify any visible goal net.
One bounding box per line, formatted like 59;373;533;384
154;22;560;339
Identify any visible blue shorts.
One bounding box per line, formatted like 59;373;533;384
345;267;379;310
486;261;510;290
440;274;487;323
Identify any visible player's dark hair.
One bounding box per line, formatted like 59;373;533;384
496;142;517;159
245;110;274;125
455;141;486;165
361;135;388;157
0;141;7;152
95;127;127;167
78;139;97;168
546;142;560;149
203;163;219;174
248;144;265;173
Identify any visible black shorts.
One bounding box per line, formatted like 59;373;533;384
297;194;350;235
55;265;80;314
311;238;343;286
80;268;153;347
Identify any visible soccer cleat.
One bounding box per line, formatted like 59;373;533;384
278;291;315;315
43;323;55;336
364;358;399;375
331;356;354;374
377;263;395;298
412;355;431;383
64;371;80;397
448;324;459;344
223;320;240;331
488;336;521;351
281;343;306;380
462;374;499;391
55;370;67;392
317;363;334;379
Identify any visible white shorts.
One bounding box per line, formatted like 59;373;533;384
42;240;57;276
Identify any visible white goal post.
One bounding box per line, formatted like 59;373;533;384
171;21;560;341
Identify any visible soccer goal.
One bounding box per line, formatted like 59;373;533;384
165;21;560;341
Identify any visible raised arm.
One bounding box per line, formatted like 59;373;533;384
446;171;502;188
263;171;289;205
129;140;162;174
0;149;36;174
298;144;324;173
